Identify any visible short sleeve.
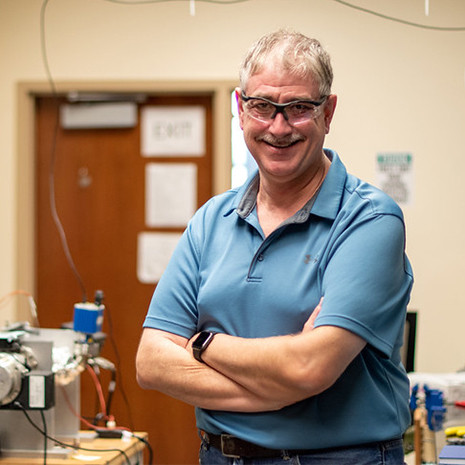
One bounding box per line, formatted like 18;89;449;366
316;213;413;357
143;220;201;338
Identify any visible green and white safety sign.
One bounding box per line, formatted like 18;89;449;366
375;152;413;206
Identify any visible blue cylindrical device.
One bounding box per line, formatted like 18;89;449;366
73;302;104;334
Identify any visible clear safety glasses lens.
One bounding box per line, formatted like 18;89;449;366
241;93;327;125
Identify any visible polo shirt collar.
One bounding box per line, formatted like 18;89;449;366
226;148;347;222
235;175;259;218
311;149;347;220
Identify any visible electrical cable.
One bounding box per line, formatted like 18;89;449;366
59;377;131;433
47;109;88;303
332;0;465;32
40;409;48;465
59;380;154;463
85;297;134;429
91;292;131;426
105;368;117;419
102;0;250;4
60;384;101;430
86;364;110;424
133;434;154;465
0;290;40;327
58;385;154;463
16;403;132;465
39;0;56;95
59;384;115;432
40;0;88;303
105;301;135;430
87;359;116;424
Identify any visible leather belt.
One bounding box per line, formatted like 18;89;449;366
202;431;404;459
202;432;312;458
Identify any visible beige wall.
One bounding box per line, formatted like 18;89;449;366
1;0;465;372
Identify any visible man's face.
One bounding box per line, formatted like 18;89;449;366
237;61;337;185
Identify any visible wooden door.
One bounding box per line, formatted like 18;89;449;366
35;94;213;464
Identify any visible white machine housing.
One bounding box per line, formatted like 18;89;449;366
0;328;81;458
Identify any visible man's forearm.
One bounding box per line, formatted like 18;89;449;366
136;328;287;412
199;326;366;406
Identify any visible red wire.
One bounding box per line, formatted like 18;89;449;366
59;378;130;432
86;364;111;422
59;384;102;431
0;289;34;306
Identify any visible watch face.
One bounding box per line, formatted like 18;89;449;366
194;331;212;348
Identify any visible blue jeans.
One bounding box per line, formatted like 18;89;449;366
199;437;406;465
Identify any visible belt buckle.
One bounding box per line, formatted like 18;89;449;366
221;434;241;458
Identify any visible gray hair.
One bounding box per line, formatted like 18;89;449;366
239;29;333;97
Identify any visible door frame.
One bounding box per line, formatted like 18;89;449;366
16;80;236;321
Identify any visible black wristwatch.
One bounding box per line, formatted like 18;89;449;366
192;331;216;363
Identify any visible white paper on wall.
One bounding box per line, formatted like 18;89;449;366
137;232;183;283
145;162;197;227
141;106;205;157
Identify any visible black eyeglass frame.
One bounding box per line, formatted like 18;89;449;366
240;92;328;122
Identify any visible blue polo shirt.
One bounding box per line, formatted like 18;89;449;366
143;149;414;449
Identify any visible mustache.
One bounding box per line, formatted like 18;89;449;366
257;133;304;147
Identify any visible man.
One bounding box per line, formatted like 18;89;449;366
136;30;413;464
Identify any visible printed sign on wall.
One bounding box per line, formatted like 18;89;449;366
141;106;205;156
375;153;414;207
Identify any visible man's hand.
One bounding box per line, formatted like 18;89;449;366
302;297;323;332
